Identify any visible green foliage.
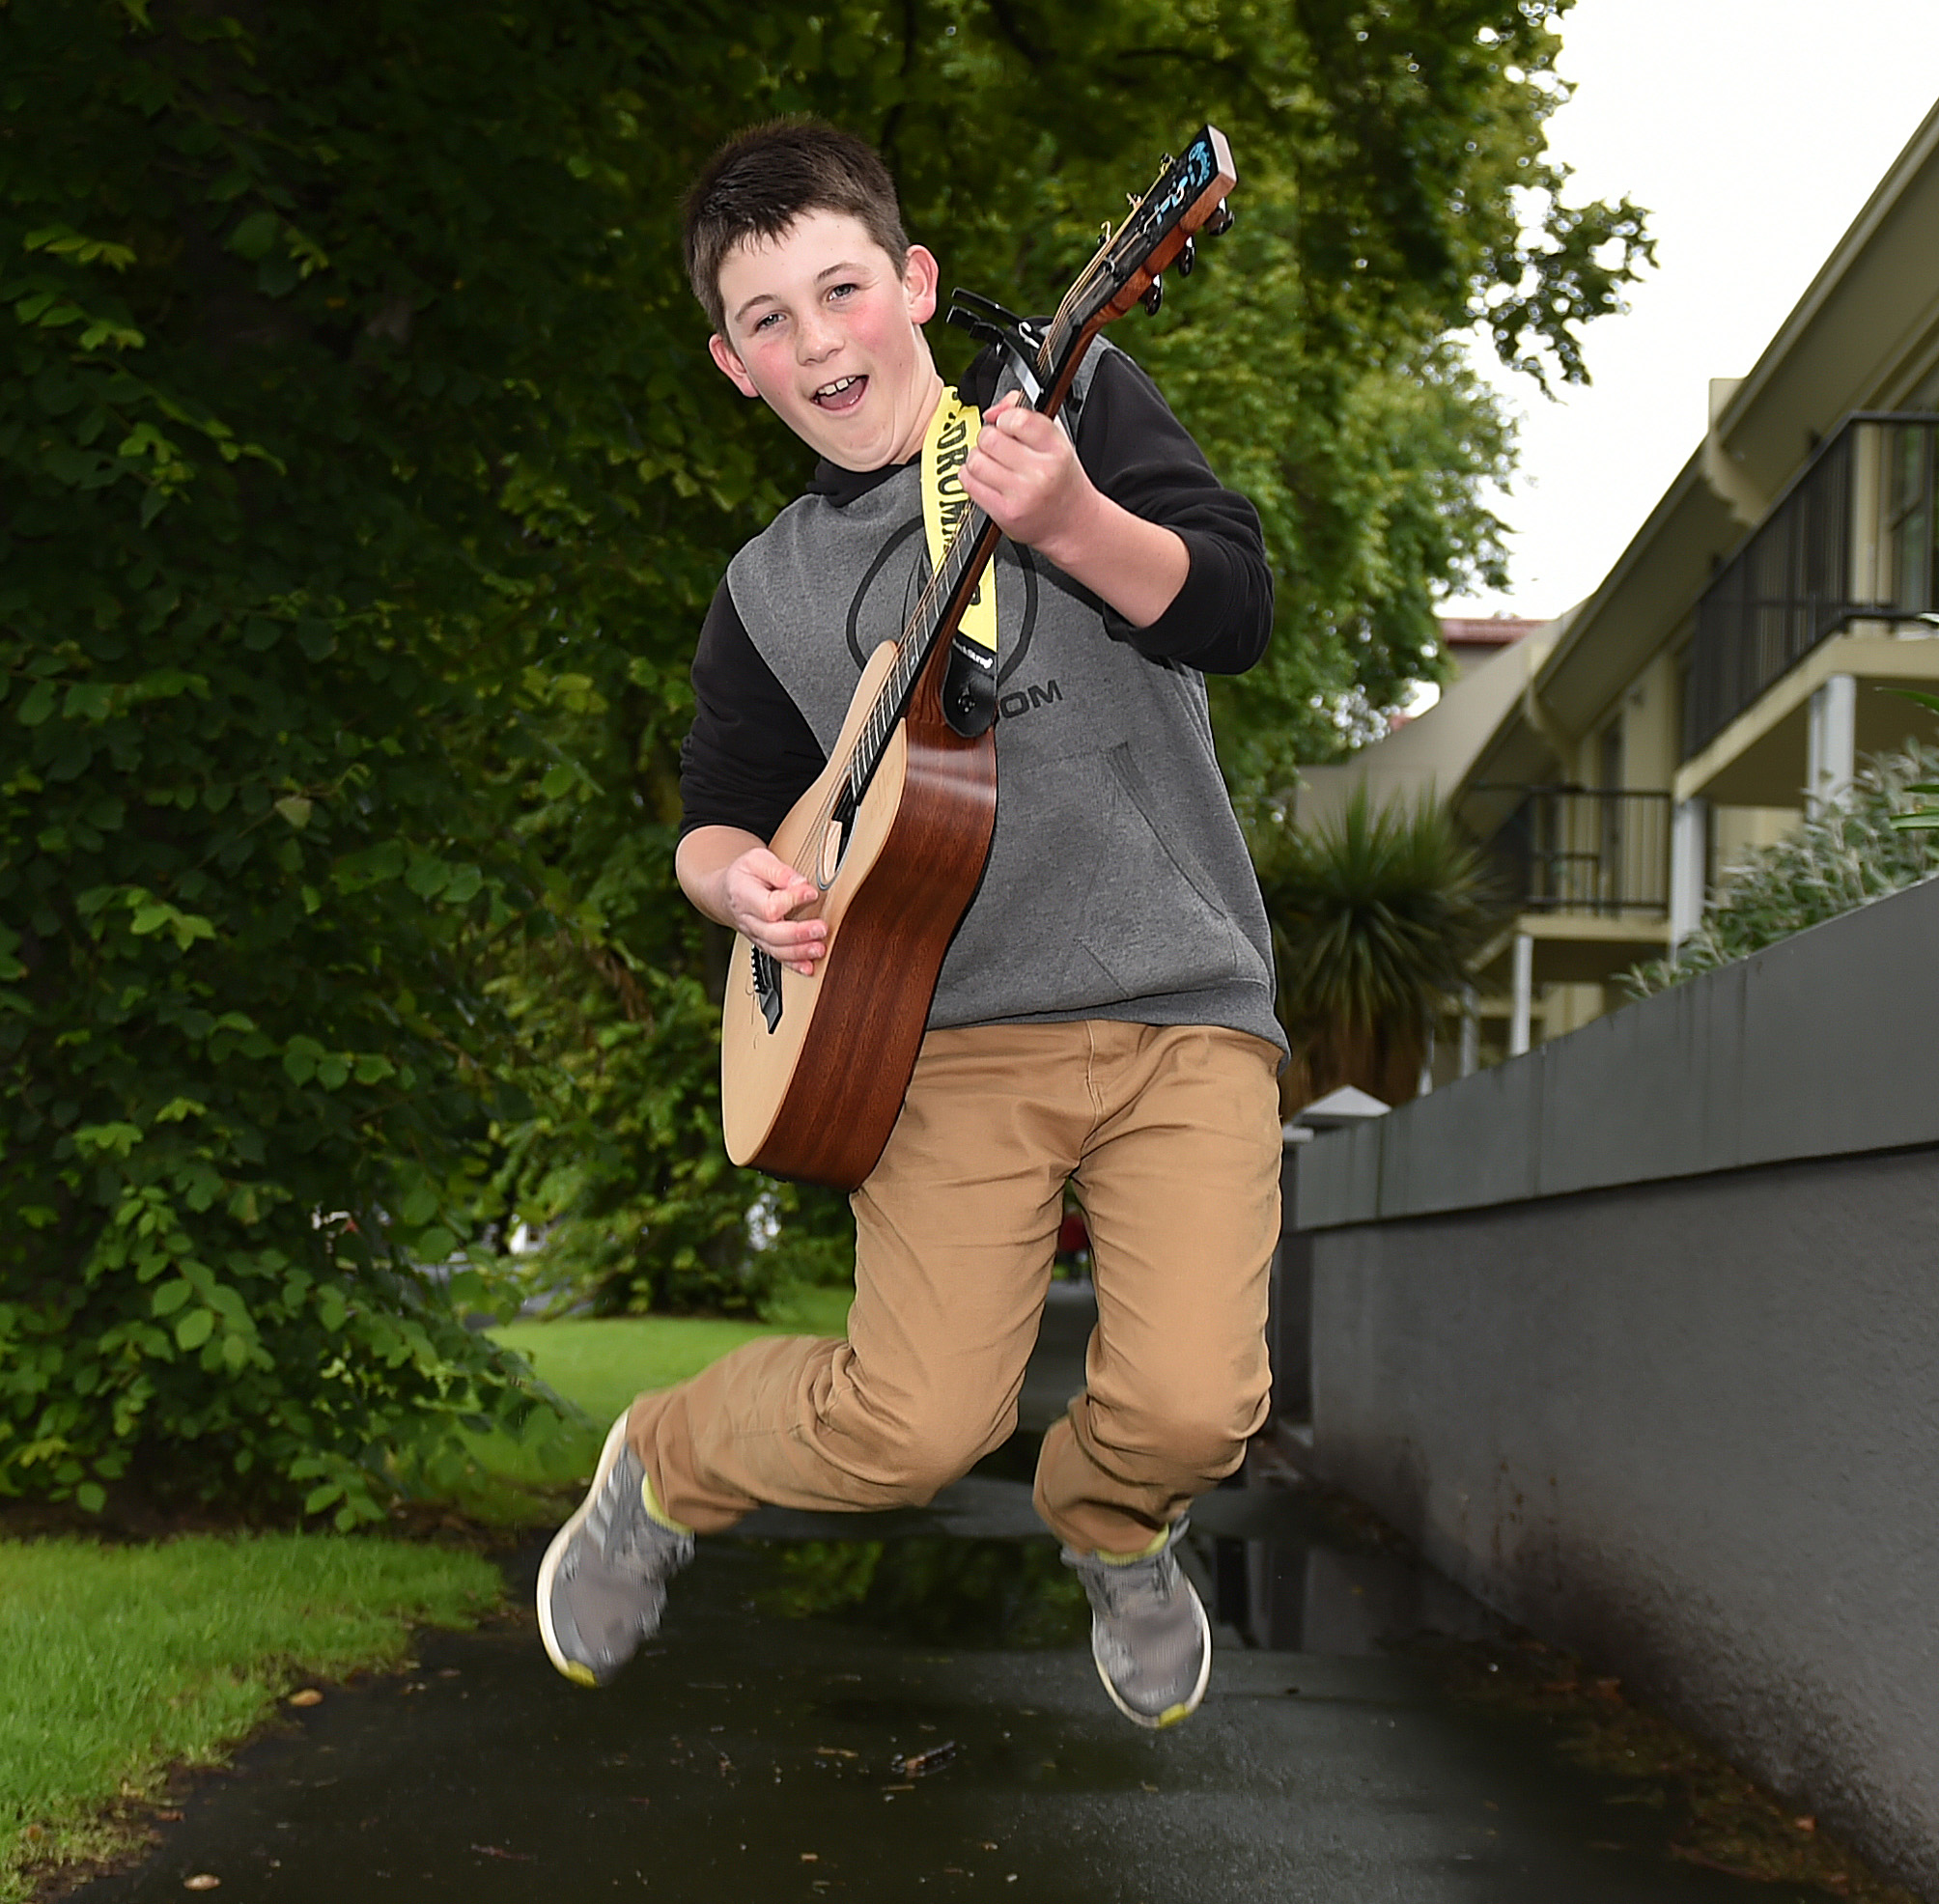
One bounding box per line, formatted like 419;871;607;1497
1886;691;1939;830
2;0;1645;1509
1625;747;1939;998
1251;787;1503;1105
478;0;1646;1314
0;0;776;1515
799;0;1653;784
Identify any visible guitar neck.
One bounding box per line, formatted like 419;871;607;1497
845;313;1098;804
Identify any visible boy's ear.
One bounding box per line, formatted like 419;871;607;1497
903;244;941;325
708;332;761;400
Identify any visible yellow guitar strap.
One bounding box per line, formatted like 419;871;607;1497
920;385;998;662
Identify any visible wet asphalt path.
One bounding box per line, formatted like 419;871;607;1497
73;1289;1800;1904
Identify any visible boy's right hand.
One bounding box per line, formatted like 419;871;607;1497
719;846;827;975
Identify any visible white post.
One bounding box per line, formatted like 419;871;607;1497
1508;932;1533;1057
1670;797;1709;948
1807;673;1857;810
1416;1023;1436;1099
1458;985;1478;1078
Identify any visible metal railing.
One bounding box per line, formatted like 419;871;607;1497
1473;786;1672;917
1684;412;1939;759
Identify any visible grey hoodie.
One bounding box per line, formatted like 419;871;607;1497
708;343;1286;1059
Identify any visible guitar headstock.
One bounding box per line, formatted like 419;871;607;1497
1088;126;1237;324
943;127;1236;425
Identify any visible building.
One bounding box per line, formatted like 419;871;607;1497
1299;98;1939;1068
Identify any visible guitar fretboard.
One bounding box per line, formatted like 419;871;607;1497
842;305;1089;807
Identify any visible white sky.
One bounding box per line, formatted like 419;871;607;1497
1441;0;1939;623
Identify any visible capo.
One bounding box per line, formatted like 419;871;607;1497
945;289;1054;412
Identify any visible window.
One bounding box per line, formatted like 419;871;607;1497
1887;417;1939;611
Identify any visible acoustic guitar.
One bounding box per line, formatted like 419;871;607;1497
720;127;1238;1190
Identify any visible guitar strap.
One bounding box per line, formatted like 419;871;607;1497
921;385;998;732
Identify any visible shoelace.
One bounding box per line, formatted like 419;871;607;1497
1083;1550;1180;1618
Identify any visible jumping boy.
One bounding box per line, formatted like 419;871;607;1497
538;121;1286;1730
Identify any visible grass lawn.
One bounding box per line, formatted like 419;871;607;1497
457;1285;855;1510
0;1535;498;1903
0;1284;854;1896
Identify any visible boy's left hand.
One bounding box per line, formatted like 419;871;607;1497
960;391;1099;571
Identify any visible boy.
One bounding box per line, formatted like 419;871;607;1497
539;121;1285;1730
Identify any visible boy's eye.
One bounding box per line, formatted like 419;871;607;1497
752;310;784;331
828;282;857;301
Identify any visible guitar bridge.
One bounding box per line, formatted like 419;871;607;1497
751;944;782;1033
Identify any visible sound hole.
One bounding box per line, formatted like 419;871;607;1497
816;818;846;890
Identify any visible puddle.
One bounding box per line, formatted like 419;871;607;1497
760;1537;1090;1649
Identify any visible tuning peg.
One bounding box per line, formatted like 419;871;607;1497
1203;198;1234;238
1177;235;1196;278
1142;274;1163;317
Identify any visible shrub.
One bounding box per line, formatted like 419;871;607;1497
1251;787;1503;1107
1624;744;1939;998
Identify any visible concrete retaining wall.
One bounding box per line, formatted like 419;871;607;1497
1295;876;1939;1895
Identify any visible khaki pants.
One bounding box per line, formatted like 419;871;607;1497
627;1020;1281;1555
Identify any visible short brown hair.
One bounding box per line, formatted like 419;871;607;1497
683;120;912;335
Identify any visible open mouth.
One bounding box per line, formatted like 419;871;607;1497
812;374;867;413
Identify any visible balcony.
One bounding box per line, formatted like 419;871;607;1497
1471;785;1672;917
1684;411;1939;759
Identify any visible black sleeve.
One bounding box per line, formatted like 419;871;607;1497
1069;347;1275;676
677;579;827;843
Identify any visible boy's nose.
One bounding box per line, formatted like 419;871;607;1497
796;312;838;360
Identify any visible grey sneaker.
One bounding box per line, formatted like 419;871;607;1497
537;1410;694;1688
1062;1519;1211;1728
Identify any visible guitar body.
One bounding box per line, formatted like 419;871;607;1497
721;639;998;1189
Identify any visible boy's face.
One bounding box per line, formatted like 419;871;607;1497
708;210;941;471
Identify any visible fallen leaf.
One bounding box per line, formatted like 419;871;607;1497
469;1846;536;1863
156;1809;183;1823
892;1741;959;1778
183;1877;220;1891
1793;1815;1817;1834
287;1690;323;1708
801;1852;819;1862
814;1747;857;1759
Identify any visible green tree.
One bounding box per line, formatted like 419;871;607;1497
0;0;795;1515
1251;788;1503;1109
481;0;1649;1314
2;0;1644;1510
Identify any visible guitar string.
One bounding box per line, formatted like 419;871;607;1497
774;224;1129;893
